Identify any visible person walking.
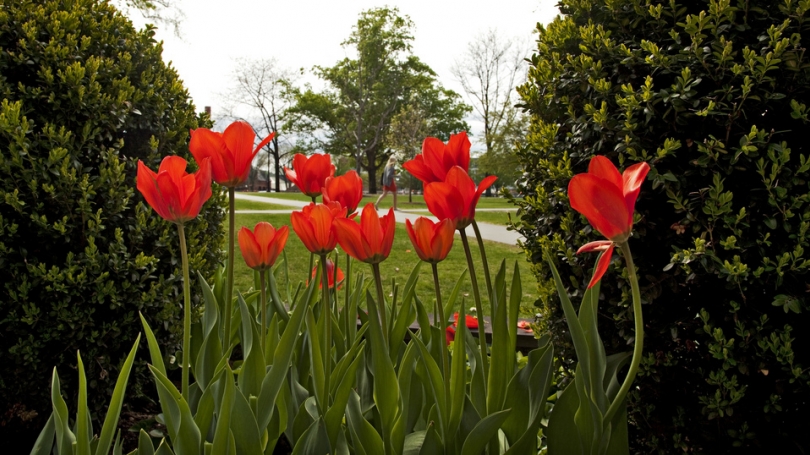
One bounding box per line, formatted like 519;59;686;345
375;156;398;211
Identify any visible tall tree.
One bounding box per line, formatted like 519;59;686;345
114;0;184;36
387;88;471;201
287;7;464;193
451;29;527;192
221;58;298;192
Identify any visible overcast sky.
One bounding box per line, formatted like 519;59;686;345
129;0;560;148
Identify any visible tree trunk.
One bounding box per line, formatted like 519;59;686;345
368;165;378;194
274;157;281;192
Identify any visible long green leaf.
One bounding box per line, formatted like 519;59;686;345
547;380;585;455
410;335;448;441
149;365;201;455
325;345;364;447
139;313;166;376
460;409;512;455
76;353;91;455
50;369;75;455
366;291;401;454
197;271;219;339
345;390;384;455
442;269;467;328
487;261;511;414
137;429;155;455
212;367;234;455
256;284;308;430
306;308;327;411
447;302;468;446
230;388;263;455
29;413;55;455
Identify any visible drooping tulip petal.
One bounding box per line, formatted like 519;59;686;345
284;153;336;198
333;204;395;264
586;243;615;289
137;156;212;225
190;120;273;188
323;170;364;215
238;222;289;271
291;202;345;255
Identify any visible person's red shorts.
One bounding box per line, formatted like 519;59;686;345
383;182;396;192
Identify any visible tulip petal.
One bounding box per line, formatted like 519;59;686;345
222;121;256;178
360;204;382;259
588;155;622;189
379;208;396;259
334;217;365;261
430;218;455;262
622;161;650;223
238;227;262;269
189;129;229;184
576;240;613;254
425;182;464;221
587;243;615;289
291;211;318;254
569;173;630;241
447;131;471;172
403;155;439;184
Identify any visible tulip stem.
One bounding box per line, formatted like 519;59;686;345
177;224;191;402
432;262;450;406
224;187;235;351
459;229;489;381
604;241;644;425
260;270;267;355
472;220;493;317
344;254;352;350
371;262;389;343
320;255;331;404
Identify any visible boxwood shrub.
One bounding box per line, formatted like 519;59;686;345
0;0;225;439
514;0;809;452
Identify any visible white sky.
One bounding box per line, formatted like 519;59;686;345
129;0;560;149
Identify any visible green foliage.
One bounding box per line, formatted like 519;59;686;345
0;0;224;437
514;0;810;451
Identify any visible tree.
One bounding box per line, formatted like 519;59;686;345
114;0;184;36
514;0;810;451
475;104;528;190
221;58;298;193
0;0;224;444
288;7;466;193
451;29;527;193
387;88;471;201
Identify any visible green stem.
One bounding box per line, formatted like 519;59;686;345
604;241;644;424
459;229;489;380
320;255;331;403
471;220;493;307
371;262;389;343
223;187;235;351
344;254;352;350
177;224;191;401
432;262;450;407
260;269;267;355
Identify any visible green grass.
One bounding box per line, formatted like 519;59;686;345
234;199;296;211
401;209;516;226
246;192;517;210
230;213;538;317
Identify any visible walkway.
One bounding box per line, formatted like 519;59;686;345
234;193;524;246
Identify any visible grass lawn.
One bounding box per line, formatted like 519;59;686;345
230;213;538;317
234;199;296;211
246;191;517;209
401;209;517;226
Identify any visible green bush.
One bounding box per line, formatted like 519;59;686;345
0;0;225;437
514;0;809;452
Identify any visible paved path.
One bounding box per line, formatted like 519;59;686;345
235;193;524;246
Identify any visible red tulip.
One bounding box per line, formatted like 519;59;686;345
333;203;396;264
284;153;336;198
405;217;455;263
424;166;498;229
137;156;212;225
189;121;274;188
569;156;650;288
453;312;479;329
291;202;346;255
445;325;456;345
238;222;289;271
310;259;345;289
403;132;471;184
323;170;363;215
